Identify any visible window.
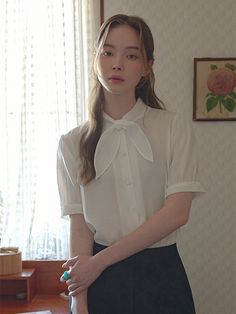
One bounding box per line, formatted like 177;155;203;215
0;0;98;259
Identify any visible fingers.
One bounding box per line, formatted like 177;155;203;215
60;257;79;282
63;279;87;296
68;282;80;292
60;270;72;282
69;285;87;296
61;274;80;290
60;274;66;282
62;256;79;268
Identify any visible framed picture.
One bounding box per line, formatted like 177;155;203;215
193;58;236;121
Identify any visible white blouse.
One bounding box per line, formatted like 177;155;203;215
57;99;205;248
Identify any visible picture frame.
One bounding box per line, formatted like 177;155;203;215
193;58;236;121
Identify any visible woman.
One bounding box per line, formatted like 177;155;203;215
57;14;204;314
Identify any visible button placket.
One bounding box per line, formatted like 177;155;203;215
119;132;138;224
119;132;133;186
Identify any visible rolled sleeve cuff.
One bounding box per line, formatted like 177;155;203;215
166;181;205;199
60;203;84;217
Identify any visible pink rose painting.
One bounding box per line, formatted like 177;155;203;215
206;63;236;113
193;58;236;121
193;57;236;121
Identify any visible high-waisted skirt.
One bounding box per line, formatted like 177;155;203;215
86;242;196;314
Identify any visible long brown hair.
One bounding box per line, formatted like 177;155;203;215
79;14;164;185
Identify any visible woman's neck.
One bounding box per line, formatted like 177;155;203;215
103;92;136;120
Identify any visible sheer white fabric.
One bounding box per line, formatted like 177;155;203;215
0;0;97;259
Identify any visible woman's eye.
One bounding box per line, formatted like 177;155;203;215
101;51;113;57
127;54;138;60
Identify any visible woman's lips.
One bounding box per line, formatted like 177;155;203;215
108;76;125;83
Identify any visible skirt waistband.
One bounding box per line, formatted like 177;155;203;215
93;241;178;263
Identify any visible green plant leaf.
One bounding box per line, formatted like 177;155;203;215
210;64;218;70
229;92;236;100
218;95;225;102
206;92;214;97
222;98;236;112
225;63;236;71
206;97;218;112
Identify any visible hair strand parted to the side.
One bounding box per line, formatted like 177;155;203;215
79;14;164;185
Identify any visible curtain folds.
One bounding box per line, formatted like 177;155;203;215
0;0;96;259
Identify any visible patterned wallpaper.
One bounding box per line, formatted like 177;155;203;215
104;1;236;313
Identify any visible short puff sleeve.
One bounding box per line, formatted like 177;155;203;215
166;113;205;198
57;131;83;217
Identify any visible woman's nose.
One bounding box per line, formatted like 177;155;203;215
112;64;123;71
112;57;124;71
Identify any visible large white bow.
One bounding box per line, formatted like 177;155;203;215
94;120;154;179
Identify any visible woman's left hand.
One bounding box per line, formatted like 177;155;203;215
61;255;105;296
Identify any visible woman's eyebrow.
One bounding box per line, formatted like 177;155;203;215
103;43;140;50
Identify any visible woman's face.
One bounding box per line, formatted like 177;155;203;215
96;24;148;98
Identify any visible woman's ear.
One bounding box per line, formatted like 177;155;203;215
143;59;154;76
148;59;154;68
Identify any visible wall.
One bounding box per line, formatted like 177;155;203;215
104;1;236;313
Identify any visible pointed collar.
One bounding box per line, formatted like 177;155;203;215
103;98;148;123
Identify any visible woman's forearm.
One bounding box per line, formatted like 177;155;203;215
69;213;94;257
95;192;193;269
69;214;94;311
63;193;193;298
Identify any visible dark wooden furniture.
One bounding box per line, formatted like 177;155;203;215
0;261;68;314
0;268;36;302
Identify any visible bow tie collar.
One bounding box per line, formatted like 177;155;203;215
94;119;154;179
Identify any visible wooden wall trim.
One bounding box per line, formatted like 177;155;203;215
100;0;104;25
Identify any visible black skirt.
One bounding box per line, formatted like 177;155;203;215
87;242;196;314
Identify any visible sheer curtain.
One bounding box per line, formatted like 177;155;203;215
0;0;97;259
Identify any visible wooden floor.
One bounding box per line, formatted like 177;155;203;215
0;294;69;314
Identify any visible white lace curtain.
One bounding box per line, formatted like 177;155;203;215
0;0;98;259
